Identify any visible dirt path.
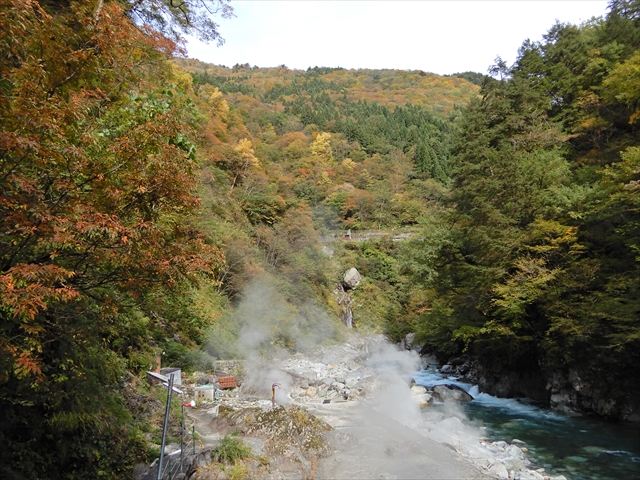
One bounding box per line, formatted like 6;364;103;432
318;229;413;244
306;400;492;480
185;406;223;448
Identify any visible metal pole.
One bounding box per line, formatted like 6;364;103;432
180;403;185;473
157;374;174;480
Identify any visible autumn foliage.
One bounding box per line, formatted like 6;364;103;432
1;1;222;477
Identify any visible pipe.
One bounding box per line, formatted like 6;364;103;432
271;383;281;408
180;402;185;473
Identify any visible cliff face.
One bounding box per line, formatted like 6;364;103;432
441;356;640;422
545;368;640;422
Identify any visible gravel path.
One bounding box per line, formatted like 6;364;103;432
307;400;492;480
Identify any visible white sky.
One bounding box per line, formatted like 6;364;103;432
186;0;611;75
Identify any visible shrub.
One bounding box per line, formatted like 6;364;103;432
211;433;252;464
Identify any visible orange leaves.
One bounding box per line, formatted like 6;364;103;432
0;1;50;76
0;0;226;393
0;263;76;382
297;167;311;178
14;351;42;379
20;323;44;335
0;264;78;321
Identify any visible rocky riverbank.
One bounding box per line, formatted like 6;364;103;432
274;335;568;480
142;334;571;479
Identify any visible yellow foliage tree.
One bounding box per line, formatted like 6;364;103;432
230;138;260;189
602;50;640;124
341;158;356;171
235;138;259;166
199;84;230;118
310;132;334;161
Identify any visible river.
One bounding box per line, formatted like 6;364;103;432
414;368;640;480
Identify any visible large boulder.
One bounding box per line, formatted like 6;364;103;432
343;268;361;290
441;364;455;374
432;384;474;403
410;385;432;407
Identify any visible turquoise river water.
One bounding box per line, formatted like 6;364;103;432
414;368;640;480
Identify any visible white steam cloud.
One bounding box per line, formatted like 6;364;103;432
226;275;342;405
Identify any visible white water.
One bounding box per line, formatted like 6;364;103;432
416;369;560;417
414;368;640;480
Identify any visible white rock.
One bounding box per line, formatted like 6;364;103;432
506;445;526;459
486;462;509;479
332;381;346;389
470;455;497;470
411;391;432;407
343;268;362;289
345;377;359;388
507;460;526;473
410;385;427;394
516;470;545;480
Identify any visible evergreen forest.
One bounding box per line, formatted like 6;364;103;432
1;0;639;477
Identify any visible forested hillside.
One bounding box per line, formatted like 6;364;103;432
185;62;475;291
382;1;640;420
0;1;474;477
173;59;478;337
1;0;639;478
177;0;640;424
177;59;481;180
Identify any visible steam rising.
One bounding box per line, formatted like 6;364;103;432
305;336;488;478
201;271;491;476
363;339;422;428
241;364;292;406
360;339;485;449
234;276;339;356
204;273;340;359
211;274;341;405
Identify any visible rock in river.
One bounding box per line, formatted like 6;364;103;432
432;384;474;403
